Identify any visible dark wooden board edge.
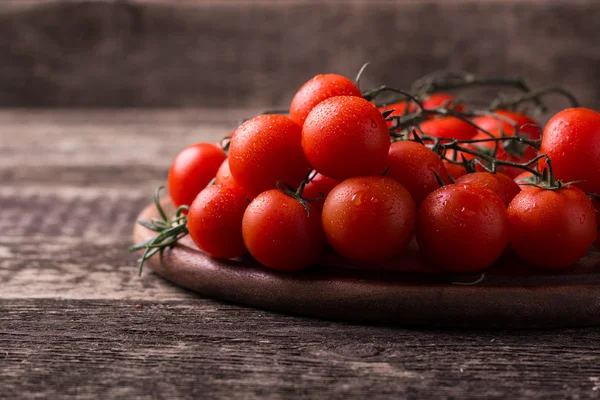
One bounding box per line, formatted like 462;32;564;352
133;200;600;328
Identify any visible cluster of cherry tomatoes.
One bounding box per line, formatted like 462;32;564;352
138;71;600;275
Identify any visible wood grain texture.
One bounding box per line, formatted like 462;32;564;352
2;110;600;398
3;299;600;400
1;0;600;108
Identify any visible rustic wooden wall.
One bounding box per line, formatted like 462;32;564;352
1;0;599;108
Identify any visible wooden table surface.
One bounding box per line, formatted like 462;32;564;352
2;109;600;399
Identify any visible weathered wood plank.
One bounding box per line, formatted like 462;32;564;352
0;1;599;108
2;299;600;399
0;109;249;187
0;187;194;300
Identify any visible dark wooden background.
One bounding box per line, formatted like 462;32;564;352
1;0;600;108
3;1;600;399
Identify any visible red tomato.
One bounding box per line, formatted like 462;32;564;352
470;130;539;178
539;108;600;194
472;110;541;140
187;184;248;258
419;117;478;141
443;160;468;181
322;176;416;262
421;93;465;112
215;159;235;187
514;171;539;190
416;184;509;272
229;115;309;197
302;173;340;210
381;93;463;126
455;172;521;207
168;143;226;207
508;185;596;269
242;190;325;271
302;96;390;181
290;74;362;126
386;141;448;206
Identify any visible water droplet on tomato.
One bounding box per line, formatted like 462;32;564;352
580;214;587;224
352;191;366;205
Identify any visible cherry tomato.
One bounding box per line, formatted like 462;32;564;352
322;176;416;262
539;108;600;194
386;141;448;206
417;184;509;272
455;172;520;207
242;190;325;271
187;184;248;258
302;173;339;210
470;130;539;178
302;96;390;181
419;117;478;141
229;115;309;197
472;110;541;140
508;185;596;269
215;159;235;186
514;171;539;190
168;143;226;207
382;93;464;127
290;74;362;126
443;160;467;181
421;93;465;112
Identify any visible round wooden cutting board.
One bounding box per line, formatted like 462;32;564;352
133;200;600;328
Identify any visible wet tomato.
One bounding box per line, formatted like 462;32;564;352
187;184;249;258
290;74;362;126
455;172;521;207
539;108;600;194
302;96;390;181
508;185;596;269
322;176;416;262
417;184;509;272
242;190;325;271
168;142;226;207
229;114;309;197
386;141;449;206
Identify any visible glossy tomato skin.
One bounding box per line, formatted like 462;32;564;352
215;159;235;186
242;190;325;271
168;143;226;208
290;74;362;126
322;176;416;262
514;171;539;190
187;184;248;259
539;108;600;194
419;117;478;141
455;172;521;207
472;110;540;140
470;130;539;178
508;186;596;269
382;93;463;127
302;173;340;210
421;93;465;112
417;184;510;272
387;141;449;206
229;114;309;197
302;96;390;181
443;160;467;181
